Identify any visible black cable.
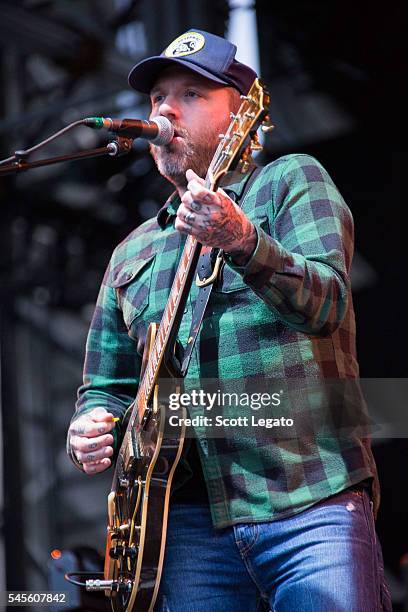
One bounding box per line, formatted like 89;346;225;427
0;119;87;166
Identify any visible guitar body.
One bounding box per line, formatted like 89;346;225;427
104;323;186;612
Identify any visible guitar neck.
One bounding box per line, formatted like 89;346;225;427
133;233;202;425
132;175;217;425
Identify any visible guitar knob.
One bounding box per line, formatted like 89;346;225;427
109;544;124;559
109;544;138;559
124;545;138;559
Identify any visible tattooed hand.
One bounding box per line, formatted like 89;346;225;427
176;169;257;266
68;407;116;475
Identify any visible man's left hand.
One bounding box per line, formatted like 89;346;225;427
176;169;257;265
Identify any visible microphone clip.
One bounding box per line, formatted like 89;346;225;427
107;136;134;157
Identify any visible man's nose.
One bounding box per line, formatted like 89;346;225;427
157;97;180;120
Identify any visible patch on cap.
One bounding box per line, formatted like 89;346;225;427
164;31;205;58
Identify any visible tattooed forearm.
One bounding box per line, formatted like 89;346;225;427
199;215;245;245
198;193;256;263
225;224;257;265
177;170;257;264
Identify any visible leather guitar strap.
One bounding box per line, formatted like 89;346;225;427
180;166;262;376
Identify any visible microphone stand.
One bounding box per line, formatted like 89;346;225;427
0;119;134;176
0;119;134;594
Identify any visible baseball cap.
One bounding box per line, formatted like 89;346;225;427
128;29;257;96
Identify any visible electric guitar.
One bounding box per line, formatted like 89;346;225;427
86;78;270;611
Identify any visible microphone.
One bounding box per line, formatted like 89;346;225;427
83;116;174;146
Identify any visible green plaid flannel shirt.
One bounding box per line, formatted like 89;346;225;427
71;154;379;528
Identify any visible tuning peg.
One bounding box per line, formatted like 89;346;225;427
261;123;275;133
261;115;275;133
250;133;263;151
250;141;263;151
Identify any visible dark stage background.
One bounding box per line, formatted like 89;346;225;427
0;1;406;610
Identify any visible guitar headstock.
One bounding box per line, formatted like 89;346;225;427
207;78;271;189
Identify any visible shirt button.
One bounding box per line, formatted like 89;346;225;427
200;439;209;456
184;307;188;314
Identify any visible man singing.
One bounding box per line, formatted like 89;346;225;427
67;29;391;611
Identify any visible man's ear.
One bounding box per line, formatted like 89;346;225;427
227;87;241;113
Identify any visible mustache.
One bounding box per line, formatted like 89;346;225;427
169;123;190;139
156;124;193;155
150;123;191;153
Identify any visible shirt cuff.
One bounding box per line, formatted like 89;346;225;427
224;225;287;283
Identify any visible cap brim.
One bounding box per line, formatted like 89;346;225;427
128;56;229;94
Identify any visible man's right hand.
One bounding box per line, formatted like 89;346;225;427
68;407;117;474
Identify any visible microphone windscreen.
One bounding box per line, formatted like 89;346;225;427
150;117;174;146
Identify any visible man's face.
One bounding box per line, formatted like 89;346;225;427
149;65;239;187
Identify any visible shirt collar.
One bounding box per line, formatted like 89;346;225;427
157;191;181;228
219;163;258;198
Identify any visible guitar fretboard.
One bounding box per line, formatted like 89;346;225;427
131;233;199;428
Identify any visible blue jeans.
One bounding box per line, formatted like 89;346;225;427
154;487;391;611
